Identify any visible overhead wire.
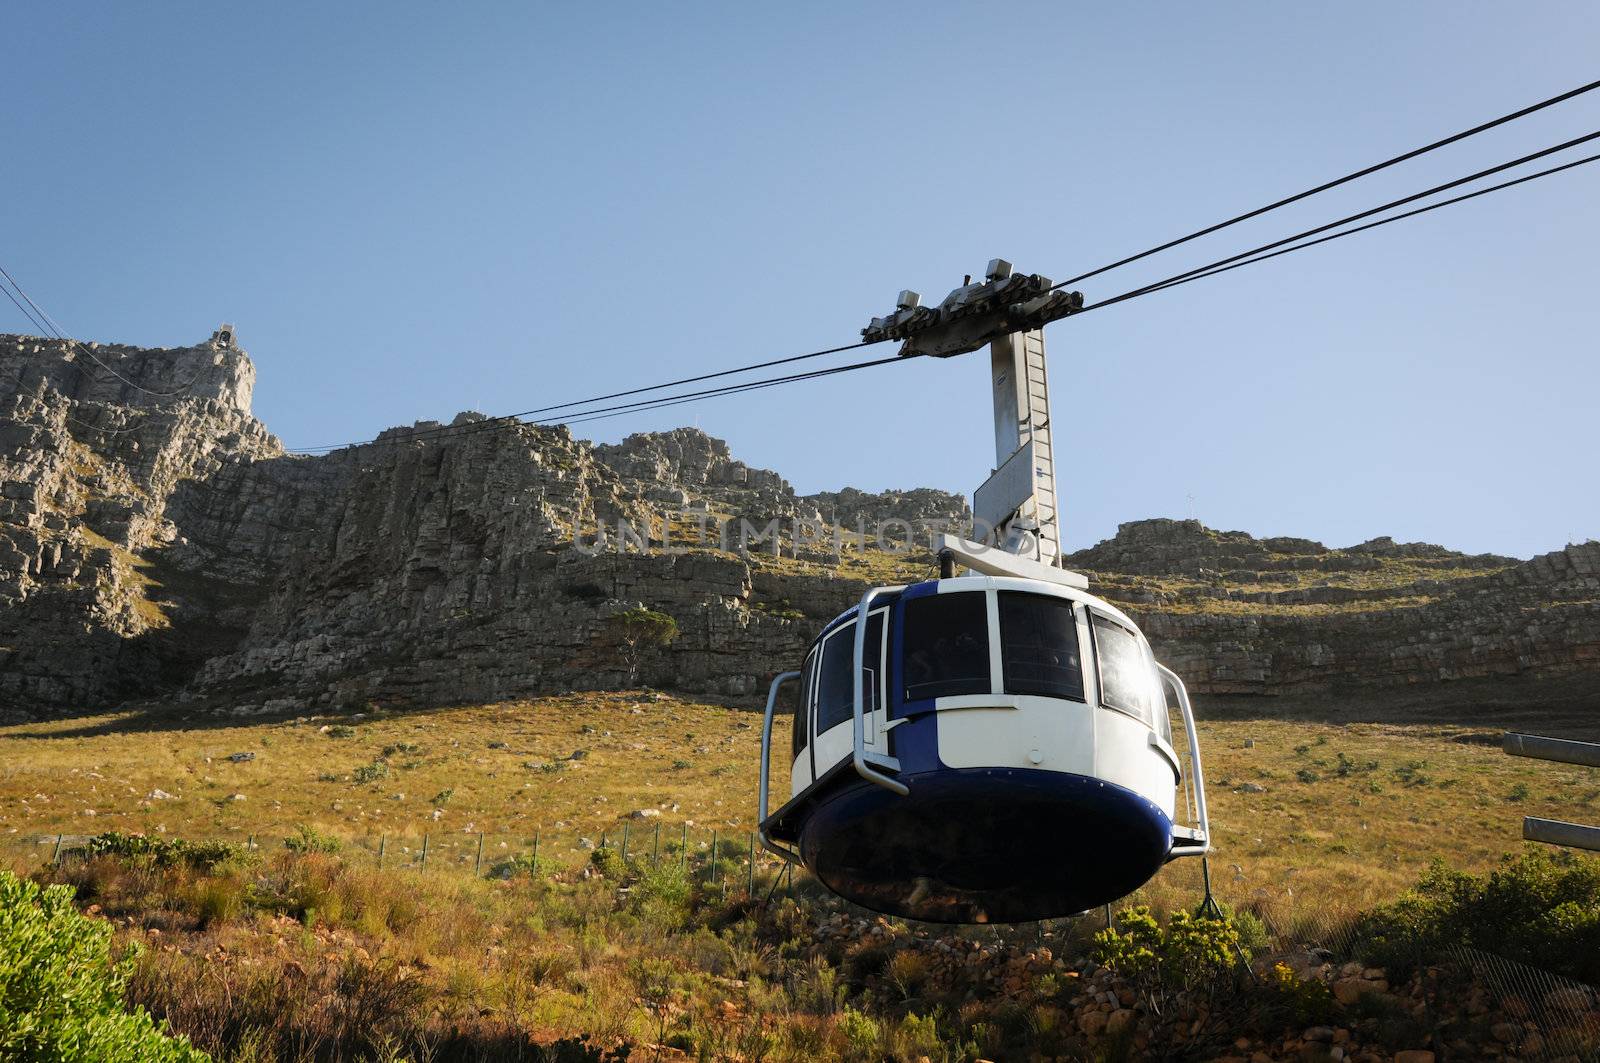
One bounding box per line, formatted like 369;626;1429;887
0;263;208;399
291;77;1600;455
554;355;909;428
289;337;880;452
1050;75;1600;289
288;132;1600;453
303;352;911;455
2;277;163;437
1071;128;1600;313
524;140;1600;432
1085;149;1600;311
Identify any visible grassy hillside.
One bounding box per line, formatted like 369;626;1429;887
2;695;1592;923
4;696;1599;1061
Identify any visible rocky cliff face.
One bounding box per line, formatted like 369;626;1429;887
1;331;1596;717
0;333;281;706
1067;520;1600;698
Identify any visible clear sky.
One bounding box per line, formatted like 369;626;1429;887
5;3;1597;559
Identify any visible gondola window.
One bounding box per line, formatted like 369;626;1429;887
999;592;1085;700
902;592;991;700
1092;614;1153;726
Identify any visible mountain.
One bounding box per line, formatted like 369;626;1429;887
1;330;1596;719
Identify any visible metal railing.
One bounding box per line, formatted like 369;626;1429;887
757;669;803;865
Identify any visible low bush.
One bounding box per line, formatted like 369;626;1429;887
283;824;342;854
1351;848;1600;982
0;869;208;1061
83;831;245;872
353;760;390;783
588;845;627;880
1266;961;1335;1025
630;860;692;929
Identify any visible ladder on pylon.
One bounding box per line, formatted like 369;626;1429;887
1018;328;1060;563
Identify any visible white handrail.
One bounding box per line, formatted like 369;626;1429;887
757;670;804;864
1157;662;1210;856
853;585;908;796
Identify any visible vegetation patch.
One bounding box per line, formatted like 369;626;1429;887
0;869;207;1060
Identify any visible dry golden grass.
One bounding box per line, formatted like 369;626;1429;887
2;694;1590;922
8;692;1598;1061
0;694;771;870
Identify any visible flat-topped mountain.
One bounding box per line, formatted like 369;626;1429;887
1;331;1596;719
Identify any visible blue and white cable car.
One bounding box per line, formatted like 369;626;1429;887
758;544;1210;923
756;260;1212;923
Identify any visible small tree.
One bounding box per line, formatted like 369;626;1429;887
604;607;679;686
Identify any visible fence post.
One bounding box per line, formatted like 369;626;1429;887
378;834;386;869
681;823;688;870
421;833;430;869
653;822;660;865
532;832;540;873
747;832;754;895
711;830;718;885
601;830;607;852
622;822;630;863
52;833;62;865
475;832;485;875
247;833;255;852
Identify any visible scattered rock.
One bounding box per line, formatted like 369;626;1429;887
226;752;255;763
1392;1051;1434;1063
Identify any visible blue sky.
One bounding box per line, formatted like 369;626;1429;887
5;3;1597;558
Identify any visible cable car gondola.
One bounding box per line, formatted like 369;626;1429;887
756;259;1211;923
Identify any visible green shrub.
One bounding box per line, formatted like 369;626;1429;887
283;825;342;854
835;1006;880;1060
1352;849;1600;982
325;725;357;739
630;861;692;929
352;761;389;784
490;852;543;879
84;831;244;872
588;845;627;880
1092;905;1244;1003
1266;961;1334;1025
888;1011;944;1061
1392;760;1431;787
0;870;209;1060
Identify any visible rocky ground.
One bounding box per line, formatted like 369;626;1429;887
806;910;1600;1063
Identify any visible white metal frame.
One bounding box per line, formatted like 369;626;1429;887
852;586;908;796
1157;663;1211;856
758;670;803;863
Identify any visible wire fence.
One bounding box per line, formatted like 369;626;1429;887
5;821;803;898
